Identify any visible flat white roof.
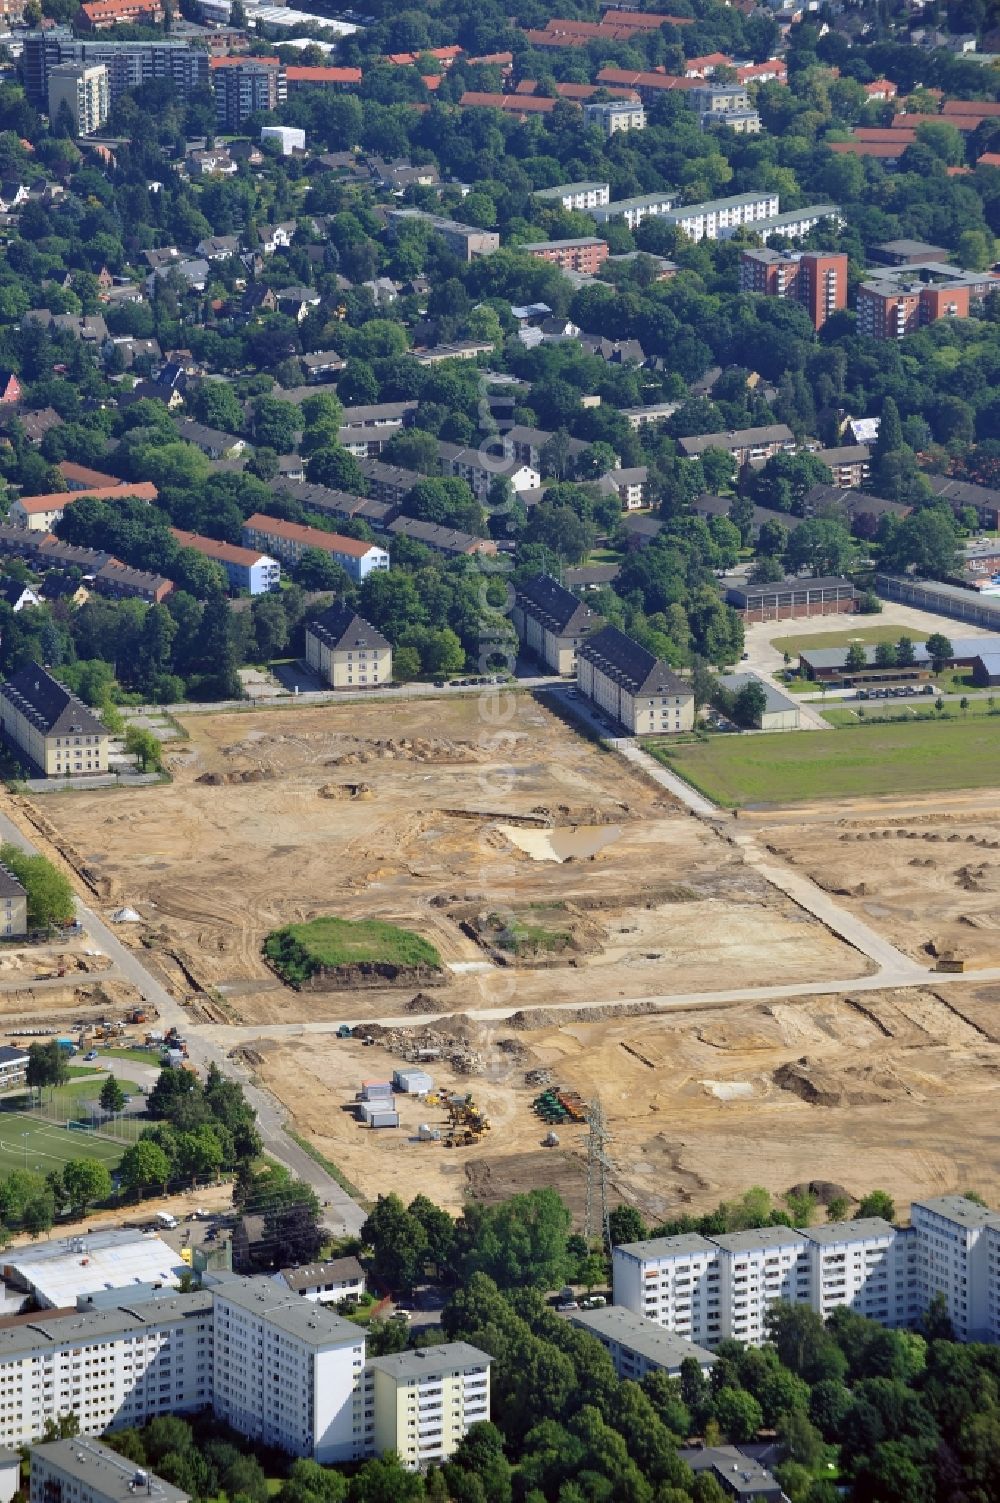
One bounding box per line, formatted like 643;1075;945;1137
4;1231;183;1309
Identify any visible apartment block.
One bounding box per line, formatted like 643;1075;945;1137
756;204;841;243
533;181;610;211
857;263;1000;340
437;442;539;501
0;1278;491;1466
29;1439;188;1503
659;190;778;242
0;1292;214;1449
583;98;646;133
0;866;27;940
368;1345;490;1471
303;606;392;690
210;1277;368;1464
911;1196;998;1341
614;1221;905;1348
713;1229;812;1346
521;237;609;275
569;1306;716;1380
21;30;209;108
739;248;848;330
589;191;676;231
241;515;389;582
210;58;284;131
576;625;695;736
170;529;280;596
0;664;109;779
678;424;795;466
386;209;499;262
47;62;109;135
511;573;599;675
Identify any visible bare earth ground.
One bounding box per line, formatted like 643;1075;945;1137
22;697;1000;1222
748;790;1000;968
248;981;1000;1223
28;697;862;1026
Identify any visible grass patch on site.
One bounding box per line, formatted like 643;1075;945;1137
824;701;1000;725
647;716;1000;806
264;916;441;985
98;1047;163;1066
771;623;930;656
285;1128;368;1205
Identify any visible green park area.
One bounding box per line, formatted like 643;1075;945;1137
264;916;441;985
649;717;1000;807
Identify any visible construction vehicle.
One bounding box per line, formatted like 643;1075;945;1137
442;1093;491;1143
127;1009;148;1026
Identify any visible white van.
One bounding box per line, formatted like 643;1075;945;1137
154;1211;178;1230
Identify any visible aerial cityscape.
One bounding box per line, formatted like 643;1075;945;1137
0;0;996;1495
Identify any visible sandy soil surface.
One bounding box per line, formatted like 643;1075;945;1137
31;697;863;1024
750;791;1000;966
245;981;1000;1223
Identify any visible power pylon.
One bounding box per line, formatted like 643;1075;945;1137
584;1098;612;1252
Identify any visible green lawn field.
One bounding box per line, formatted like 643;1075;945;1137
0;1111;126;1176
770;624;929;656
648;717;1000;807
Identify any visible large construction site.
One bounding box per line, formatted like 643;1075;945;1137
4;691;1000;1224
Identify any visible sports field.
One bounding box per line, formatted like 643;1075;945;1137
0;1112;126;1176
648;717;1000;806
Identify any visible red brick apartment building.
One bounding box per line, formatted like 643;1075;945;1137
521;237;610;274
738;248;847;330
856;266;999;339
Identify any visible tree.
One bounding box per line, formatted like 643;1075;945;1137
730;680;768;730
27;1040;69;1100
874;642;897;669
925;632;953;672
124;724;163;773
714;1387;763;1443
845;643;867;674
459;1188;572;1289
62;1157;112;1216
0;843;75;929
608;1205;648;1246
895;636;916;667
857;1189;895;1222
361;1193;429;1291
100;1075;127;1114
874;397;904;461
119;1139;171;1198
785;517;855;577
305;445;364;493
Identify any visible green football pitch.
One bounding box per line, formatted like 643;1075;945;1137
0;1113;126;1176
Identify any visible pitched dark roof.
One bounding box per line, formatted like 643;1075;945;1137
0;864;26;902
579;625;691;697
0;663;106;738
516;573;597;635
306;605;389;654
280;1256;364;1291
804;484;910;520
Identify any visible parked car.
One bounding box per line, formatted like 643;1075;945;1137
84;1049;98;1061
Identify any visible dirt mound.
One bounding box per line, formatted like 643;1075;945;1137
196;768;275;786
773;1056;899;1107
318;783;373;801
326;737;482;767
405;990;452;1013
787;1179;852;1207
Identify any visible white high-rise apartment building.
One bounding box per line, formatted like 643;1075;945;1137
0;1292;214;1449
614;1202;1000;1347
210;1277;369;1464
0;1276;490;1468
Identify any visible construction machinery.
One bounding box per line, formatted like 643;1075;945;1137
533;1087;587;1125
441;1092;491;1147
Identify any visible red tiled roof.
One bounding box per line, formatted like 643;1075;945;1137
243;514;376;556
210;54;280;67
16;482;157;514
285;65;362;83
